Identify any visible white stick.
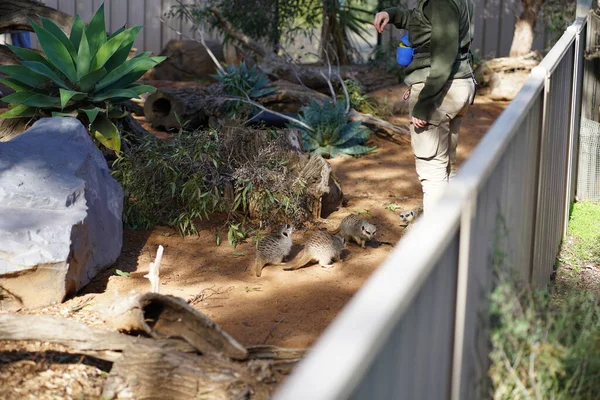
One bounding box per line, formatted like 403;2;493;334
144;245;164;294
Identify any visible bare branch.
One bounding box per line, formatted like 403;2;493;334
320;71;337;104
222;95;315;132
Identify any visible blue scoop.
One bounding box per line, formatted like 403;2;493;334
396;33;414;67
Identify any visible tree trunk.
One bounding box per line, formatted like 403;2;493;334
0;0;74;34
509;0;544;57
320;0;352;65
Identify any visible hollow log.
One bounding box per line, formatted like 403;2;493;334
0;0;74;34
143;85;229;131
101;292;248;360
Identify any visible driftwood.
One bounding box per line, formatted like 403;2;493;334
0;314;197;363
0;0;74;34
143;85;229;131
299;155;343;219
100;292;248;360
102;343;273;400
0;312;298;399
0;117;33;141
348;109;410;137
146;39;241;82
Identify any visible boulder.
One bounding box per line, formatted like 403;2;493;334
0;118;123;310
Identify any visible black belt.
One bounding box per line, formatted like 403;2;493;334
413;43;471;55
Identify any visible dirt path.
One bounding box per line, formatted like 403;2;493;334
70;93;508;349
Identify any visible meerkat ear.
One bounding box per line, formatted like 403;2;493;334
282;231;289;237
361;225;366;232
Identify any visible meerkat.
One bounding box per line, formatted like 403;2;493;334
284;230;345;271
399;206;423;228
254;224;294;277
331;214;377;248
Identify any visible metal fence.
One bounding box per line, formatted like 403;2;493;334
273;4;591;400
3;0;559;59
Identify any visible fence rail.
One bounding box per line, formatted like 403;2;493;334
274;3;592;400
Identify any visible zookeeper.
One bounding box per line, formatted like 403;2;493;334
373;0;476;214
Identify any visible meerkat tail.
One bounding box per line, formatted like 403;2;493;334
254;259;265;277
284;251;311;271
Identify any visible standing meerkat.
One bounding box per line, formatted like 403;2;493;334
284;230;345;271
332;214;377;248
254;224;294;277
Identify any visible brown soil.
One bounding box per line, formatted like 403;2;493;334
0;85;507;398
82;90;506;349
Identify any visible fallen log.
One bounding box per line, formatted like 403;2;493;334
0;314;284;399
146;39;241;82
143;85;229;131
0;314;197;363
100;292;248;360
0;0;74;34
103;343;273;400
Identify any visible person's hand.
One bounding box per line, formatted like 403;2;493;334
374;11;390;33
412;116;427;128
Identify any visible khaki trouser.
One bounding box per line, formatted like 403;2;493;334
408;78;476;213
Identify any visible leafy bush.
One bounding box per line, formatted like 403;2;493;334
0;4;164;152
340;79;378;115
111;130;225;236
293;98;374;158
489;271;600;399
112;125;309;236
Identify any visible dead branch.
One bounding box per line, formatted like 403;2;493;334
348;109;410;137
0;314;196;363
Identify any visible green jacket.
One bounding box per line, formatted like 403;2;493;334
384;0;474;122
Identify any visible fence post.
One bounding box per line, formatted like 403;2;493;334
451;194;476;400
563;22;585;237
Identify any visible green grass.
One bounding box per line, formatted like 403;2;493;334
559;202;600;267
488;202;600;399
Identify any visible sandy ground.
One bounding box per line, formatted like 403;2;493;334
78;91;507;349
0;86;507;399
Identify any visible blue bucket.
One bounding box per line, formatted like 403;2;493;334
396;33;413;67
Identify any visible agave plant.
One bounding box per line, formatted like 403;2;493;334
0;4;165;152
293;98;374;158
213;61;275;99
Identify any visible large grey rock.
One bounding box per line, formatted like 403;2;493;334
0;117;123;310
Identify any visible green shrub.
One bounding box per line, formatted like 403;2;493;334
489;271;600;399
111;130;224;236
0;4;165;152
339;79;379;116
292;98;374;158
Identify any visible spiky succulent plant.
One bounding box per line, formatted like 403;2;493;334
293;98;375;158
0;4;165;152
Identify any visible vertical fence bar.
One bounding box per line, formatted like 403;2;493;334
564;20;587;236
450;194;476;400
